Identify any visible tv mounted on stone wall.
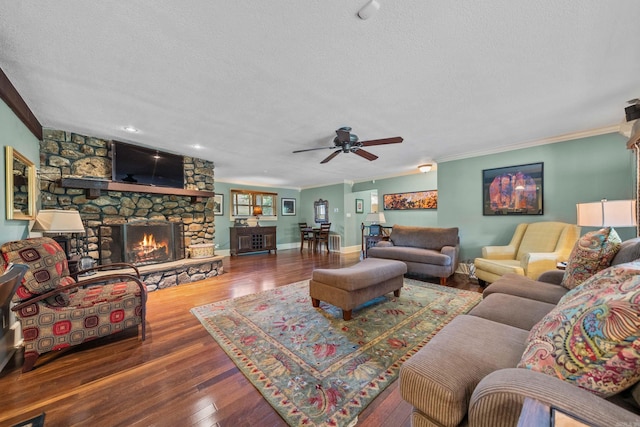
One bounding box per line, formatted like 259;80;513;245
112;141;184;189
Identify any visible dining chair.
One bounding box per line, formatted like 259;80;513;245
314;223;332;253
298;223;314;251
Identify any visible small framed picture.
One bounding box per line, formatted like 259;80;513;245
355;198;364;214
213;194;224;216
281;198;296;216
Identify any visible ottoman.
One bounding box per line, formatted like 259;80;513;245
310;258;407;320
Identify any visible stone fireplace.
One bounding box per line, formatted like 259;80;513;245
38;129;223;291
100;220;185;266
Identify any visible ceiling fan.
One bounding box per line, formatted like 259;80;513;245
292;127;403;164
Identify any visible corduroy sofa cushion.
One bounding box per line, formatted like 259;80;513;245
400;315;529;426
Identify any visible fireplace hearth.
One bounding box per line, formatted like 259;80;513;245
100;220;185;266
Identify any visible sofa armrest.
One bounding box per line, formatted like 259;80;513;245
441;245;459;269
374;240;394;248
482;245;516;260
520;252;561;279
536;269;565;285
469;368;640;427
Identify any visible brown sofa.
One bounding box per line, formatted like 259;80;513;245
399;237;640;427
367;225;459;285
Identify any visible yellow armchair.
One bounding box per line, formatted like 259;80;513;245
474;222;580;285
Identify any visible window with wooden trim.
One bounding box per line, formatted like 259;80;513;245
231;189;277;217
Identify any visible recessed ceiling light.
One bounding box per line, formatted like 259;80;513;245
123;126;139;133
193;144;202;149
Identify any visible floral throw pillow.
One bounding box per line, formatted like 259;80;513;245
518;261;640;397
561;227;621;290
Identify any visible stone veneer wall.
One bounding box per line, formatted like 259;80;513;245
38;129;215;265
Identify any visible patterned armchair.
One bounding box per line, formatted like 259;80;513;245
3;237;147;372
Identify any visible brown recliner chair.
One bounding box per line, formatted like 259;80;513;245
3;237;147;372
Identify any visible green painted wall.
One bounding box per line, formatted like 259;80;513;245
438;132;635;261
0;99;40;242
352;172;439;228
300;183;345;238
213;182;302;251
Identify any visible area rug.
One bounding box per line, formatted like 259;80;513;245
191;279;481;426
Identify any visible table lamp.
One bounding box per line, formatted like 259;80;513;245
576;199;637;232
253;206;263;227
365;212;386;236
31;209;85;257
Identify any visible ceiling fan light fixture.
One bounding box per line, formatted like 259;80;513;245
418;164;432;173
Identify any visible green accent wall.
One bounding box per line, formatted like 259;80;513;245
438;132;635;261
213;182;303;251
0;99;40;242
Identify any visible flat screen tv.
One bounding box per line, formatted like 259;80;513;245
112;141;184;189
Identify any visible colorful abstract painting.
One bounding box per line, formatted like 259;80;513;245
482;162;543;215
383;190;437;210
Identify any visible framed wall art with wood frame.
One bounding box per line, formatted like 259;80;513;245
281;198;296;216
482;162;543;216
383;190;437;210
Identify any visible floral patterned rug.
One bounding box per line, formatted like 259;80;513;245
191;278;481;426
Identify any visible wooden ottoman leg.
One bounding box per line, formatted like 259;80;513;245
343;310;352;321
394;289;401;297
311;298;320;308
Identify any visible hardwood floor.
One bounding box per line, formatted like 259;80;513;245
0;249;482;427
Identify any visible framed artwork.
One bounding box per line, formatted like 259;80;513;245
482;162;543;216
355;198;364;214
213;194;224;216
383;190;437;210
281;198;296;216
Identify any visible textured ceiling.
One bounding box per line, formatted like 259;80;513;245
1;1;639;189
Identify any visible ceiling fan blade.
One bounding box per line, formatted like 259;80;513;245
353;149;378;161
292;146;335;153
320;150;341;164
336;129;351;143
360;137;403;146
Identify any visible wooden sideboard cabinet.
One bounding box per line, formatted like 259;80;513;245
230;226;277;256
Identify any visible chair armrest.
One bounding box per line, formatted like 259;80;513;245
521;252;561;279
12;273;146;312
536;269;565;285
72;262;140;280
482;245;516;260
469;368;640;427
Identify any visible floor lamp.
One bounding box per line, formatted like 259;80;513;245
31;209;85;258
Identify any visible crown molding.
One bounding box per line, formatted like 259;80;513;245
435;125;621;163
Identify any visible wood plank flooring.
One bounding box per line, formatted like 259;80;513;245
0;249;482;427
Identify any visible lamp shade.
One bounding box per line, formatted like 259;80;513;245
576;200;637;227
252;206;263;216
32;209;85;233
365;212;386;224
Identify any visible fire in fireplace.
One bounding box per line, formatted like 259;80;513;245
100;220;184;266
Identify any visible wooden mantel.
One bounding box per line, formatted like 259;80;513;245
60;177;214;201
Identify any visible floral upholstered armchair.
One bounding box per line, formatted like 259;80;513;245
3;237;147;372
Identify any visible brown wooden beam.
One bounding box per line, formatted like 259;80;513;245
0;67;43;140
60;177;215;199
